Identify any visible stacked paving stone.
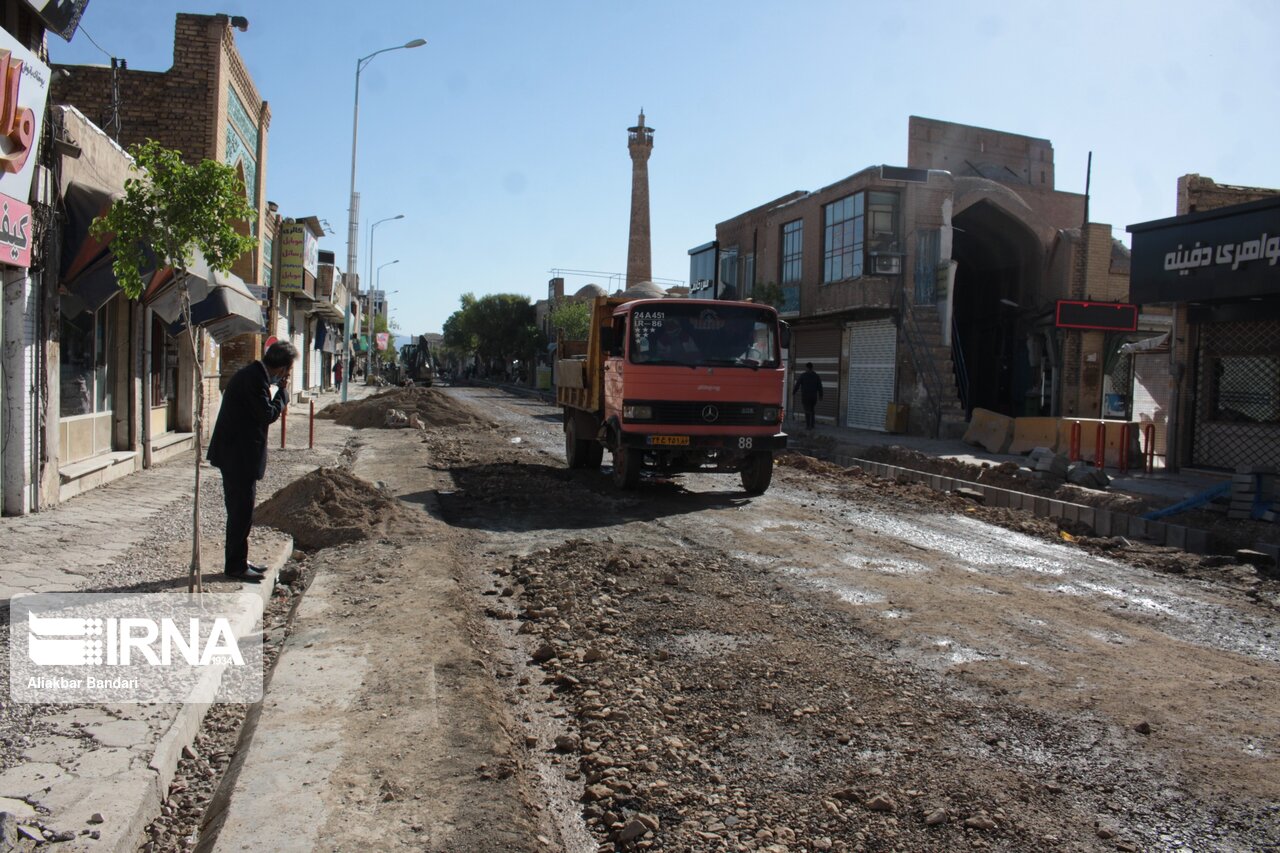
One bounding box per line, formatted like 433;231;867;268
1027;447;1070;482
1230;466;1277;522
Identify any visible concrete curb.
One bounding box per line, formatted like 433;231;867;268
146;538;293;807
58;537;293;853
835;455;1211;554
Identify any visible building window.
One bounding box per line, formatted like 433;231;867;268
781;219;803;284
719;245;739;298
823;193;863;283
60;296;116;417
152;315;180;406
867;191;901;274
743;253;755;299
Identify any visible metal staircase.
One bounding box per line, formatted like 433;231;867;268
900;303;969;438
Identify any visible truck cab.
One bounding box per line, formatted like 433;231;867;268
559;297;788;493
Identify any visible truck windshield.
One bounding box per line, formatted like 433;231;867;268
629;304;780;369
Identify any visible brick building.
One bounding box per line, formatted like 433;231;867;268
0;11;273;513
52;12;271;393
698;116;1151;438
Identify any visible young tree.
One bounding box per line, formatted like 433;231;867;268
548;300;591;342
92;140;257;593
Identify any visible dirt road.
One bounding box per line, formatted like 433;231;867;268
225;385;1278;853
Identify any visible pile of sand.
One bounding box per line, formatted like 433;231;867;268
256;467;401;552
317;387;494;430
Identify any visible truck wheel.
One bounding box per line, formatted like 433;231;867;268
740;451;774;495
565;416;595;469
612;446;641;490
586;440;604;469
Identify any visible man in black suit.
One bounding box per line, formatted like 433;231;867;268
207;341;298;582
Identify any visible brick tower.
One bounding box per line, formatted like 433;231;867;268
625;110;654;288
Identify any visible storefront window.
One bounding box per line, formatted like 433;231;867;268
59;297;115;417
152;315;180;405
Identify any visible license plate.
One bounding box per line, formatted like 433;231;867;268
647;435;690;446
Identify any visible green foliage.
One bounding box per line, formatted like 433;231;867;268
442;292;539;365
755;281;785;310
91;139;258;299
548;300;591;341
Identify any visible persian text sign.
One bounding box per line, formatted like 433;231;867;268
0;29;50;206
0;192;32;267
277;222;318;292
11;593;264;704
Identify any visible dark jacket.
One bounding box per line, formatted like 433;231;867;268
793;368;824;405
206;361;287;481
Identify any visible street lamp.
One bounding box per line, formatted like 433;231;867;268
342;37;426;402
377;259;399;290
366;213;404;311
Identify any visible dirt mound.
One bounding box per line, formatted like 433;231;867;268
317;387;494;430
256;467;401;551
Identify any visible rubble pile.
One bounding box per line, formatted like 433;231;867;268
317;387;495;430
255;467;401;551
493;538;1147;851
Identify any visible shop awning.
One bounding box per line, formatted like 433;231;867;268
59;183;158;313
149;251;265;343
1119;332;1170;355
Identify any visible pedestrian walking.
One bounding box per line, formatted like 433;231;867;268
334;359;343;388
206;340;298;582
793;362;824;430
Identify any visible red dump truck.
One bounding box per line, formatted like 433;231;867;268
557;296;789;493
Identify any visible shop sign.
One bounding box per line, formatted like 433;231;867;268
277;222;318;292
1128;197;1280;303
376;332;389;351
22;0;91;42
1054;300;1138;331
0;192;32;267
0;30;50;208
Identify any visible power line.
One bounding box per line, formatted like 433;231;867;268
76;24;113;61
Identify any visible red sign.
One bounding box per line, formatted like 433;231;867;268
1054;300;1139;332
0;192;32;267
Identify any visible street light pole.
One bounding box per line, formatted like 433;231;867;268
341;38;426;402
372;260;398;371
367;214;404;312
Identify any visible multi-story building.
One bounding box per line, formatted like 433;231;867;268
698;116;1148;439
0;12;272;514
52;12;271;394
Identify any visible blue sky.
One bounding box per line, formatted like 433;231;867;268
50;0;1280;336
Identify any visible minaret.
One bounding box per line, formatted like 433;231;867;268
625;110;654;289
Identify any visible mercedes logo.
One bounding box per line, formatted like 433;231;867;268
701;405;719;423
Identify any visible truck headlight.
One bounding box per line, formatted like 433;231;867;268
762;407;779;422
623;404;652;420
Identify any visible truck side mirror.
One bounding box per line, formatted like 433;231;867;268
600;327;615;354
779;321;791;349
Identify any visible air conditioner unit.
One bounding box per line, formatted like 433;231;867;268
873;254;902;275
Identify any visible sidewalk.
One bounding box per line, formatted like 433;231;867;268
0;382;371;851
788;418;1228;507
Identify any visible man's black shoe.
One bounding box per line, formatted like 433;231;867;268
246;562;271;575
224;567;265;583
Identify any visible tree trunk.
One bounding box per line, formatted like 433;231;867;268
180;281;204;593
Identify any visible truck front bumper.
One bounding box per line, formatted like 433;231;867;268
618;431;789;451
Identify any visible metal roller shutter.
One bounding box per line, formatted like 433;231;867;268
792;327;841;425
846;319;896;431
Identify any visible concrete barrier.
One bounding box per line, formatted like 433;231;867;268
1009;417;1062;454
963;408;1014;454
